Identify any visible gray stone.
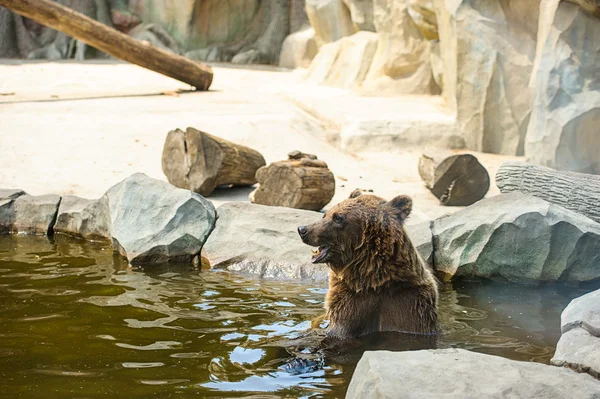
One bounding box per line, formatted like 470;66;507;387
54;195;111;242
104;173;216;264
10;194;61;235
306;0;356;47
347;349;600;398
342;0;375;31
203;202;328;281
0;189;26;200
432;193;600;284
406;221;433;265
526;2;600;173
0;189;27;234
553;289;600;378
279;27;318;69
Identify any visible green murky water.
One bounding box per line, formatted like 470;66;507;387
0;235;598;398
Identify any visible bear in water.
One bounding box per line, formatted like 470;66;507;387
298;190;439;339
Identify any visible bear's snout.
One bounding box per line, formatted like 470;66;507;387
297;225;308;238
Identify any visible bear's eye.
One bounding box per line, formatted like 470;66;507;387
333;214;344;224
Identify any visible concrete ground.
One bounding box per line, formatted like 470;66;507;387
0;60;522;224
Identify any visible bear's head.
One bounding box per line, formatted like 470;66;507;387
298;190;413;289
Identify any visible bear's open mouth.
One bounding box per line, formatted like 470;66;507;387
311;246;330;264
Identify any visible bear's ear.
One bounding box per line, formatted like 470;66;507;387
349;189;363;199
386;195;412;222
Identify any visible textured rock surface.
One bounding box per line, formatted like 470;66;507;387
408;0;438;40
279;27;318;69
526;2;600;173
436;0;537;155
361;0;438;95
0;189;27;234
7;194;61;235
305;0;356;47
203;202;328;281
54;195;111;242
342;0;375;31
104;173;216;264
553;289;600;378
306;31;378;88
347;349;600;398
432;193;600;284
406;221;433;265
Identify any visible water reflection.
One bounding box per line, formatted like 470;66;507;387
0;235;598;398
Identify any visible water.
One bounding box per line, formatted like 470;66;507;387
0;235;598;398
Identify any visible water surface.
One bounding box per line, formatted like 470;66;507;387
0;236;597;398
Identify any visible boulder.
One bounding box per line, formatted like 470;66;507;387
360;0;438;95
342;0;375;31
305;0;356;47
104;173;216;264
306;31;378;88
279;27;318;69
553;289;600;378
54;195;111;242
0;189;26;234
7;194;61;235
203;202;328;281
432;193;600;284
408;0;438;40
406;221;433;265
435;0;537;155
347;349;600;398
525;2;600;173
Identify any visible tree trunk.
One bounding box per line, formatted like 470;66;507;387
249;151;335;211
0;0;213;90
162;128;266;197
418;150;490;206
496;162;600;224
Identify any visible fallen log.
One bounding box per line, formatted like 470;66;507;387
418;150;490;206
162;128;266;197
496;162;600;224
249;151;335;211
0;0;213;90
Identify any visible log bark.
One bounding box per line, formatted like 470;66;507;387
0;0;213;90
418;150;490;206
496;162;600;224
162;127;266;197
249;152;335;211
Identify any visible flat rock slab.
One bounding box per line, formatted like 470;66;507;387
553;289;600;378
2;194;61;235
203;202;328;281
105;173;216;264
432;193;600;284
54;195;111;242
347;349;600;398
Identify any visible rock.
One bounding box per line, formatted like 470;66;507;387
432;193;600;284
429;39;443;90
347;349;600;398
0;189;26;200
279;27;318;69
408;0;438;40
128;23;181;54
360;0;438;95
406;221;433;265
0;189;26;234
305;0;356;47
552;289;600;378
104;173;216;264
342;0;375;31
7;194;61;235
525;2;600;173
436;0;537;155
54;195;111;242
203;202;328;281
306;31;378;88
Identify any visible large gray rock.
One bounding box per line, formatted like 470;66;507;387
279;27;318;69
406;221;433;265
203;202;328;281
553;289;600;378
347;349;600;398
8;194;61;235
54;195;111;242
0;189;26;234
306;0;356;47
436;0;537;155
526;2;600;173
104;173;216;264
342;0;375;31
432;193;600;284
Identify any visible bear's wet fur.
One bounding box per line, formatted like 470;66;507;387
298;190;439;339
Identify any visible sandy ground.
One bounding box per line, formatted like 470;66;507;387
0;60;522;224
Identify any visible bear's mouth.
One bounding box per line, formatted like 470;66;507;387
311;246;330;264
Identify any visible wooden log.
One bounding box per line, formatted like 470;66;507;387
162;127;266;197
418;150;490;206
0;0;213;90
249;151;335;211
496;162;600;224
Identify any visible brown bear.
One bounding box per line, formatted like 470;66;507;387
297;190;439;339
